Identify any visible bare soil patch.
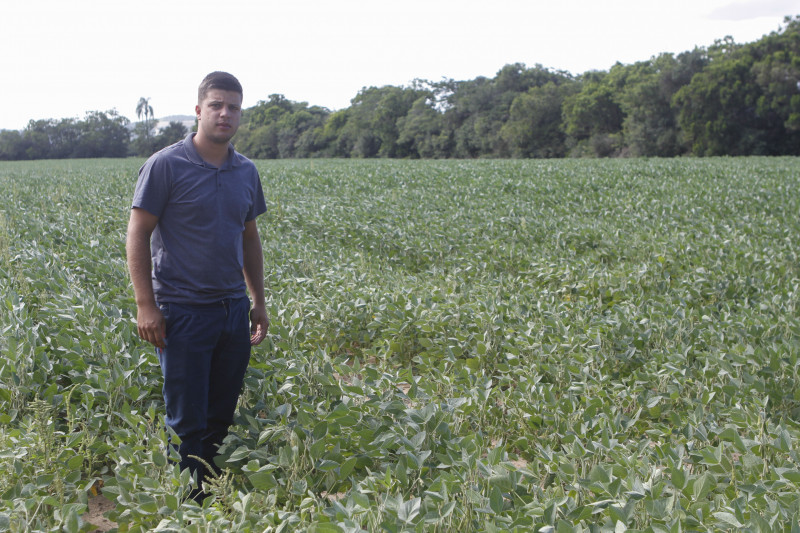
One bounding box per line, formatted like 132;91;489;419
81;494;117;532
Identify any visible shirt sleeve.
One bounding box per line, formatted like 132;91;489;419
246;166;268;222
132;154;171;217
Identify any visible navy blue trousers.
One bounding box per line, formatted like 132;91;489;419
156;297;251;484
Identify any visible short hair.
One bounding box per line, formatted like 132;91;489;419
198;72;243;104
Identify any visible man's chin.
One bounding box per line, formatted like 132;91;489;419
208;132;236;145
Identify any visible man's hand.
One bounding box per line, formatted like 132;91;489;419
242;220;268;346
249;305;269;346
137;303;166;349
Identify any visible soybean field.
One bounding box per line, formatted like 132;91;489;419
2;157;800;532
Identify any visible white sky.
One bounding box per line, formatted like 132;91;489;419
1;0;798;130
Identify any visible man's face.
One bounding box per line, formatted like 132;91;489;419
195;89;243;144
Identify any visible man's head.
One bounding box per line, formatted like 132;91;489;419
198;71;242;105
195;72;243;145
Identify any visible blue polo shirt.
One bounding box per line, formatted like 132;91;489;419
132;133;267;304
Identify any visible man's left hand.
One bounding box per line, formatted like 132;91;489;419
249;306;269;345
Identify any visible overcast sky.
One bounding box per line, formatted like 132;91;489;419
1;0;798;130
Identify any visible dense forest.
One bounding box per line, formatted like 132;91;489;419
2;16;799;160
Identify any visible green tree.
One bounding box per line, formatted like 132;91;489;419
617;50;707;156
8;111;131;160
246;94;293;127
500;81;578;158
320;109;354;157
749;16;800;153
671;24;800;156
0;130;26;160
673;47;753;154
21;119;55;159
235;94;330;159
397;96;448;158
152;121;187;152
342;85;426;158
49;118;82;158
442;63;571;157
74;110;130;158
562;70;625;157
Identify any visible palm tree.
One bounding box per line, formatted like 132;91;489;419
136;97;155;132
135;97;156;155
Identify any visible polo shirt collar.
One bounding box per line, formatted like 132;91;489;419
182;132;242;169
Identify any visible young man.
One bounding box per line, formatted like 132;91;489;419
126;71;268;490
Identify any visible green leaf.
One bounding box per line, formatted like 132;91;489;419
165;494;179;511
713;511;743;528
62;505;81;533
312;421;328;440
308;523;344;533
339;456;357;478
589;464;611;484
440;501;456;519
410;430;427;449
247;470;277;491
318;459;339;471
67;454;84;470
395;455;408;486
693;472;715;501
670;467;686;489
310;438;327;460
747;514;771;533
398;497;421;524
36;474;55;489
352;492;370;509
489;486;503;513
227;445;251;462
779;469;800;483
556;521;574;533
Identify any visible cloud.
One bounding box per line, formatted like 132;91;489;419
708;0;800;21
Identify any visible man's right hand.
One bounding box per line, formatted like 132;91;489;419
136;303;166;348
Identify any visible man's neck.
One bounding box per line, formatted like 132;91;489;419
192;134;229;168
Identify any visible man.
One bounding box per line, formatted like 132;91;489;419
126;71;268;491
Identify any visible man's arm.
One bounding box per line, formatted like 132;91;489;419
126;207;166;348
242;219;268;345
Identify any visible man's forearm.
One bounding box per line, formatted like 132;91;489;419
128;225;169;347
242;235;265;307
126;227;156;307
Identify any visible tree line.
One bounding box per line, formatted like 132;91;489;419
0;109;189;160
2;16;799;161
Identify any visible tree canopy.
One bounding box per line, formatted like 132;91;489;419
3;16;800;160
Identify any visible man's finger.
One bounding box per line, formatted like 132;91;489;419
250;328;263;345
250;322;267;345
139;323;165;348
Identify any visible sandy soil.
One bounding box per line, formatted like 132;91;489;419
81;494;117;532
